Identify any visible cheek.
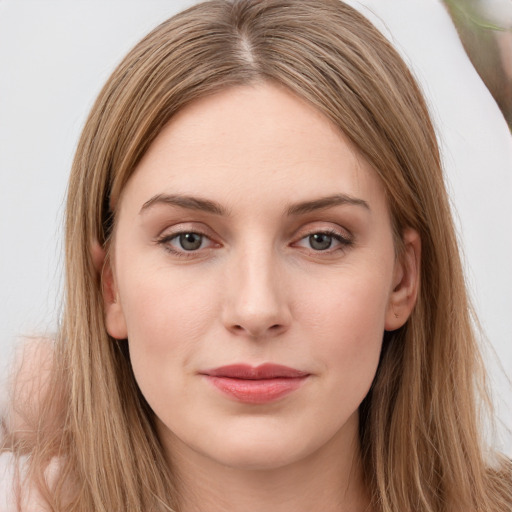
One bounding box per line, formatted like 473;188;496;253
299;267;390;338
296;269;391;396
116;262;220;393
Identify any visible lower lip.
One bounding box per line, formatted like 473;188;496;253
205;376;308;404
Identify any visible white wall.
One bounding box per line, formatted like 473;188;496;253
1;0;510;452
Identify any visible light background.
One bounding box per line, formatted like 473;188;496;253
0;0;511;453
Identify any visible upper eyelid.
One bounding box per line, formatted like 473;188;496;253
154;220;353;244
293;224;353;240
156;222;214;238
156;223;352;239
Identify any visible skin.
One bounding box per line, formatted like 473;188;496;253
101;83;420;512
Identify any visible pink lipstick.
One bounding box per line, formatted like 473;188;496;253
201;364;309;404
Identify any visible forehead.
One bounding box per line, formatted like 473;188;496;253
119;83;387;216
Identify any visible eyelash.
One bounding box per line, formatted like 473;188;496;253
155;228;353;258
294;228;353;253
156;229;215;258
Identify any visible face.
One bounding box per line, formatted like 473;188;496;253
103;83;419;472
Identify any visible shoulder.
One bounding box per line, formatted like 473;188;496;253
1;338;58;512
0;452;17;512
3;337;54;436
0;452;60;512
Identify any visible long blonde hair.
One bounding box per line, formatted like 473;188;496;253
2;1;511;510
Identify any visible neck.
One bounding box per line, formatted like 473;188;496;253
161;414;371;512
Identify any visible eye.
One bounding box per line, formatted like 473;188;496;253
157;230;217;256
308;233;334;251
295;230;352;252
176;232;204;251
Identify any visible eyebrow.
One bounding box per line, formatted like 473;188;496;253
139;192;370;216
286;193;370;216
140;194;229;216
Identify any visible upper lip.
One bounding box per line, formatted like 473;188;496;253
201;363;309;379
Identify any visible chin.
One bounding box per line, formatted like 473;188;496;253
198;425;325;472
210;445;304;472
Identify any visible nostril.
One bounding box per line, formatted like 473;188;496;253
229;323;284;337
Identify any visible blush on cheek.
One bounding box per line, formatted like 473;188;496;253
121;271;221;371
298;276;387;378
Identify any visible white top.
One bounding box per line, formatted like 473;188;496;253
0;453;17;512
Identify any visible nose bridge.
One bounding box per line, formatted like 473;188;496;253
223;237;290;338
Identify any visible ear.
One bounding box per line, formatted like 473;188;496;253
91;240;128;340
385;228;421;331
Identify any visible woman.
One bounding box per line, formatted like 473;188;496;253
1;0;510;510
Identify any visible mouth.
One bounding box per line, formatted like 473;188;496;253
200;364;310;404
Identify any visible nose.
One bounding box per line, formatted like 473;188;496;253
221;247;292;339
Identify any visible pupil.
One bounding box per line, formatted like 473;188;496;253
310;233;332;250
179;233;202;250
